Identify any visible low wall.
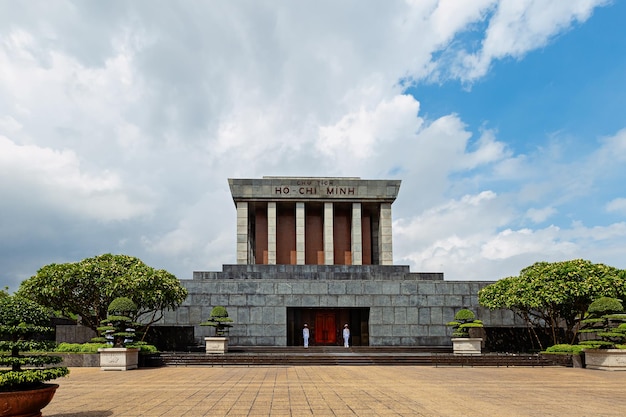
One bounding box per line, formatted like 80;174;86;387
52;353;99;367
51;353;163;368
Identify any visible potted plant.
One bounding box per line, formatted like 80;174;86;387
95;297;140;370
447;308;484;355
201;306;233;354
0;295;69;416
578;297;626;371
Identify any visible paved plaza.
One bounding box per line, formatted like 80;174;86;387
45;365;626;417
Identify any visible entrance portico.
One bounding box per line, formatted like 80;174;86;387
287;307;369;346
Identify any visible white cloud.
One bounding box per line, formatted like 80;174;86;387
525;206;557;223
594;128;626;163
317;95;422;160
480;226;576;260
606;198;626;215
396;217;626;281
395;190;513;278
459;129;511;170
0;1;621;291
0;135;151;221
451;0;610;81
0;115;22;133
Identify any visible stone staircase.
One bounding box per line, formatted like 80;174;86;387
156;346;567;367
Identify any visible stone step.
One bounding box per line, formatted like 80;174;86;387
155;347;567;367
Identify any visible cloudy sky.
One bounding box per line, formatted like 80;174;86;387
2;0;625;292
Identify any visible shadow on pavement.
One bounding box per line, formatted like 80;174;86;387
47;411;113;417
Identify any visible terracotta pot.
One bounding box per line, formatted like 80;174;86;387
0;383;59;417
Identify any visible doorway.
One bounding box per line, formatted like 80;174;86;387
314;311;336;344
286;307;369;346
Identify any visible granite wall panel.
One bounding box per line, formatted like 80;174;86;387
156;265;524;347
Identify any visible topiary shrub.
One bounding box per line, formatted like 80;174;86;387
93;297;138;348
0;296;69;391
447;309;484;338
200;306;234;336
543;344;586;355
579;297;626;349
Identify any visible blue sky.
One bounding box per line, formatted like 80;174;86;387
407;0;626;232
1;0;625;291
414;1;626;151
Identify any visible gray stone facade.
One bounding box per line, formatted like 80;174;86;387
156;177;523;347
160;265;523;347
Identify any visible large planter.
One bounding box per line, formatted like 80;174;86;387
584;349;626;371
452;338;482;355
98;347;139;371
0;383;58;417
205;337;228;354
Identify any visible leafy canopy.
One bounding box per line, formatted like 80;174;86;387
479;259;626;348
17;254;188;333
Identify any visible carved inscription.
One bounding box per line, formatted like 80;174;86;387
274;180;356;197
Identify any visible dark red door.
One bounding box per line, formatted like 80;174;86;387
315;312;336;345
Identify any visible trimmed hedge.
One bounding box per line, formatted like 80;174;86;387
544;344;586;355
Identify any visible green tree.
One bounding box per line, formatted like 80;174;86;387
96;297;139;347
478;259;626;349
446;309;483;338
579;297;626;349
201;306;234;336
17;254;188;335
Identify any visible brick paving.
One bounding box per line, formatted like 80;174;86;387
44;366;626;417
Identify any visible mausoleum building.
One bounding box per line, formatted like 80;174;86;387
160;176;523;347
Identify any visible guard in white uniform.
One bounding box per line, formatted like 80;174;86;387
303;323;310;348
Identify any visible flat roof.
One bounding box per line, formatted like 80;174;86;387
228;177;401;203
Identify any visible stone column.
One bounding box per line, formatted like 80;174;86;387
267;202;277;265
296;202;305;265
236;202;248;264
351;202;362;265
379;203;393;265
323;202;334;265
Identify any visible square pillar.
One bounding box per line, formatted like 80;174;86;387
296;202;305;265
379;203;393;265
323;202;334;265
268;202;277;265
351;203;362;265
236;202;249;264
